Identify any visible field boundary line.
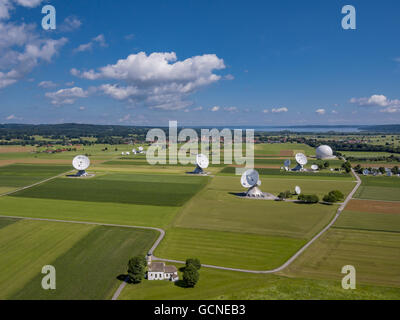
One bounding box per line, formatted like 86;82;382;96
0;170;74;197
0;169;362;299
152;169;362;274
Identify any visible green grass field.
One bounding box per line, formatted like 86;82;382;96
281;229;400;287
155;227;306;270
0;196;179;228
254;143;315;156
119;263;400;300
10;173;209;207
0;218;157;300
173;175;352;238
355;176;400;201
0;164;71;189
335;210;400;233
220;167;352;178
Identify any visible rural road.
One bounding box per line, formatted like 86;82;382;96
152;169;362;274
0;167;362;299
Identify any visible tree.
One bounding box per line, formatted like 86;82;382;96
127;256;147;284
277;190;292;200
378;167;386;174
341;161;352;173
298;194;319;204
186;258;201;270
329;190;344;201
323;161;330;169
392;166;399;175
183;264;199;288
323;194;337;204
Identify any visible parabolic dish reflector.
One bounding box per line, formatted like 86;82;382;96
295;153;308;166
284;159;291;167
295;186;301;195
363;169;369;175
311;164;319;171
196;154;209;169
138;146;144;152
241;169;259;188
72;155;90;171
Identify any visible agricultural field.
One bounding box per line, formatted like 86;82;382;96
0;218;157;300
354;176;400;201
153;174;356;270
1;140;399;300
0;164;71;195
119;262;400;300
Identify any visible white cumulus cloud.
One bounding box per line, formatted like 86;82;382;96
72;51;226;110
315;108;326;115
271;107;288;113
350;94;400;107
45;87;89;105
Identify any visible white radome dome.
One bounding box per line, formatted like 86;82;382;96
316;145;333;159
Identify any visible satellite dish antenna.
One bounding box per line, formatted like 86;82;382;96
72;155;90;177
363;169;369;176
294;153;308;171
191;154;209;174
132;149;137;154
240;169;264;198
295;186;301;195
138;146;144;153
311;164;319;171
284;159;291;170
126;152;130;155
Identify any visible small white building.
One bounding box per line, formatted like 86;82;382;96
146;255;178;282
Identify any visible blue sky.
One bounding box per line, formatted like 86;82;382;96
1;0;400;126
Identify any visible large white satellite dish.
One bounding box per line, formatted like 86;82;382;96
362;169;369;176
72;155;90;176
240;169;265;198
138;146;144;153
293;153;308;171
190;154;209;175
295;186;301;195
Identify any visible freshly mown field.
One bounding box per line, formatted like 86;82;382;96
0;218;157;300
10;173;209;207
335;210;400;233
281;229;400;287
220;167;352;179
173;175;353;238
119;263;400;300
155;227;306;270
254;143;315;156
0;164;71;189
0;197;179;228
354;176;400;201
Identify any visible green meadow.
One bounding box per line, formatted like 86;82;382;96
355;176;400;201
281;229;400;287
0;164;71;189
10;173;209;207
119;263;400;300
0;218;157;300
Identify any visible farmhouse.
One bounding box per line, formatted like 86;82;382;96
146;255;178;282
